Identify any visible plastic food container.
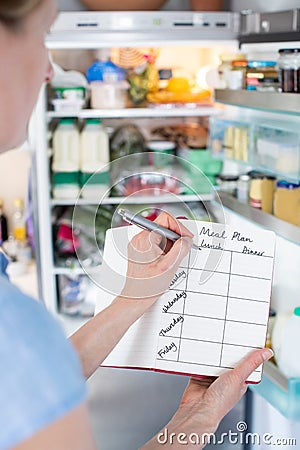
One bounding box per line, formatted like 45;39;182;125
90;81;129;109
80;171;110;200
51;98;85;112
53;86;86;100
52;86;87;112
147;141;176;167
113;171;180;196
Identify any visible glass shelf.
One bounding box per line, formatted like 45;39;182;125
47;106;218;120
250;361;300;421
218;191;300;245
50;193;213;207
215;90;300;116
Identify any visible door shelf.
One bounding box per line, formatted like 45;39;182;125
215;89;300;116
51;193;213;207
218;191;300;245
47;106;218;120
250;361;300;421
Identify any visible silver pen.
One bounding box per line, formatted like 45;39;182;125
118;209;201;251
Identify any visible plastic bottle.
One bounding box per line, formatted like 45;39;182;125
277;307;300;378
52;119;80;199
80;119;110;199
52;119;80;172
13;198;26;242
0;199;8;244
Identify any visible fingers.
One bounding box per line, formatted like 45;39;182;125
162;236;193;269
229;348;273;382
128;230;163;263
206;348;273;420
154;211;194;239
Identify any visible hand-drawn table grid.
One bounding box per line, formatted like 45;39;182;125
156;246;273;371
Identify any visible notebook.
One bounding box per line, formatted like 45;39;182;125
95;220;276;383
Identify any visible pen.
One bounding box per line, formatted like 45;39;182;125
118;209;201;251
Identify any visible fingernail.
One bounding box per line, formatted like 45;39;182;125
262;348;274;361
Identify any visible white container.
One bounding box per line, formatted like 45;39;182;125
277;307;300;378
90;81;128;109
80;119;109;172
51;98;84;113
80;184;109;200
52;185;80;199
52;119;80;172
271;310;292;364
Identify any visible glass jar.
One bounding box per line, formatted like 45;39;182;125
278;48;300;93
216;174;238;195
274;180;300;225
231;60;248;89
237;174;250;203
218;53;246;89
249;172;276;213
249;176;263;209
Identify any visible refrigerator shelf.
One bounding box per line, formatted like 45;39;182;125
50;193;213;207
47;106;218;120
218;191;300;246
215;90;300;116
250;361;300;421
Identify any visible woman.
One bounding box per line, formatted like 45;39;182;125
0;1;272;449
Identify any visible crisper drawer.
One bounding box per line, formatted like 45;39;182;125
209;116;250;163
209;113;300;180
253;125;300;178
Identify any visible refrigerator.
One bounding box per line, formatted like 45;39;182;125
29;7;300;449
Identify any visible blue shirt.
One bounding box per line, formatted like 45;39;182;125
0;255;87;450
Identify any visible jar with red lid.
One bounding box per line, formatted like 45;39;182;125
231;60;248;89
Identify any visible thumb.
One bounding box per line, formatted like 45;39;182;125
207;348;273;420
162;236;193;269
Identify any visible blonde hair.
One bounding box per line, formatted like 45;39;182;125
0;0;43;26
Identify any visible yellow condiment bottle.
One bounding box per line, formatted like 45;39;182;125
13;198;26;242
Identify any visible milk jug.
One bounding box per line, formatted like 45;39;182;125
52;119;80;198
80;119;110;199
52;119;80;172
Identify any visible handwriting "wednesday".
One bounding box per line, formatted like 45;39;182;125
162;291;187;313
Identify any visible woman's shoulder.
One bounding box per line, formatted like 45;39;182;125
0;275;87;449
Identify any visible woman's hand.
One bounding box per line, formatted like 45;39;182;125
121;211;193;302
143;348;273;449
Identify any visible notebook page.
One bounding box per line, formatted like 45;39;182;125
155;221;276;383
95;226;163;369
